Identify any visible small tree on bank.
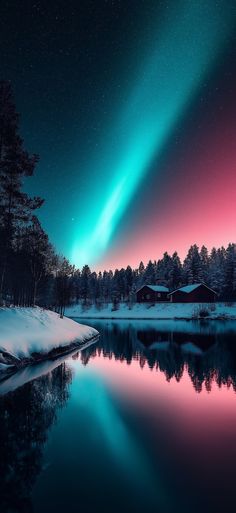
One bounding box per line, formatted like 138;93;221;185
54;257;74;318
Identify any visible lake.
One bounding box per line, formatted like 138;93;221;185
1;319;236;513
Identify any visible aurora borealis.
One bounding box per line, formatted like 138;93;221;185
72;1;234;267
1;0;236;270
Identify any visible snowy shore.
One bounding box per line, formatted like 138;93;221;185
65;301;236;320
0;307;99;372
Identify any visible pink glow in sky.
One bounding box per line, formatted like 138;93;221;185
99;107;236;270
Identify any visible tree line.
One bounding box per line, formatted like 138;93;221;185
1;80;236;313
65;243;236;307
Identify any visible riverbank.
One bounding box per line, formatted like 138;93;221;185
65;301;236;320
0;307;99;372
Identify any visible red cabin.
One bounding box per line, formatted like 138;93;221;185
136;285;169;303
168;283;217;303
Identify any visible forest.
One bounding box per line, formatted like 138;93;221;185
1;80;236;313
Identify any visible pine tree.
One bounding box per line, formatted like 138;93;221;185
101;270;113;303
80;265;91;303
200;245;209;284
183;245;203;284
224;244;236;299
25;217;53;306
156;252;173;287
138;261;144;278
55;257;74;317
125;265;133;299
111;269;121;308
95;271;102;306
169;252;182;290
72;268;81;303
144;260;156;284
88;271;98;303
116;268;126;300
0;81;43;302
209;247;226;296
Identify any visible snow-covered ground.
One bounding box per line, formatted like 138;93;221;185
65;301;236;320
0;307;98;370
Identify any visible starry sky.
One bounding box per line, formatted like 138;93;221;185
1;0;236;270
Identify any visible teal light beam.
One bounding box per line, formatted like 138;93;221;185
69;365;168;509
72;1;232;267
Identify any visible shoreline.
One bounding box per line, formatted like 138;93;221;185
69;316;236;321
0;333;99;372
0;337;99;395
65;301;236;321
0;335;99;386
0;307;99;373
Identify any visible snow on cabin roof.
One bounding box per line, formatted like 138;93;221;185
137;284;169;293
169;283;216;295
147;285;169;292
177;283;202;293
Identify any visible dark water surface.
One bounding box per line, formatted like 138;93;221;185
1;319;236;513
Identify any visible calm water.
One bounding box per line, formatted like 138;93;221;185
1;319;236;513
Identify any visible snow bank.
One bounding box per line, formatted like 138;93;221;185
0;307;98;366
65;301;236;320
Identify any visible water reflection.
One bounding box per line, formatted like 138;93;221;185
1;320;236;513
76;320;236;393
0;364;72;513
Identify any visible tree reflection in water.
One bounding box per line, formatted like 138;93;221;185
0;364;73;513
1;321;236;513
77;321;236;393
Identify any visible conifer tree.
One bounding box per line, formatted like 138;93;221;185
208;247;225;296
80;265;91;302
169;252;182;290
144;260;156;284
200;245;209;283
224;244;236;299
55;257;74;317
183;244;202;284
0;81;43;302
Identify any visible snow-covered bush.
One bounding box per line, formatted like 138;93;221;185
192;305;210;318
199;307;210;318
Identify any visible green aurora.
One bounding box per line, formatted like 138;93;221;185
71;1;232;267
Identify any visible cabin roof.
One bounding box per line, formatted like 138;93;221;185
137;284;169;293
168;283;217;295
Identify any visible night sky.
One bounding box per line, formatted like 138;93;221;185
1;1;236;270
